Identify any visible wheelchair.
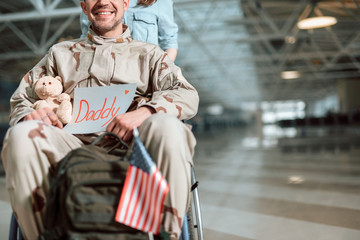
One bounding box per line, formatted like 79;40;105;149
9;167;203;240
180;168;204;240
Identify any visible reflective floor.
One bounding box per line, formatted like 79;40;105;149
195;125;360;240
1;124;360;239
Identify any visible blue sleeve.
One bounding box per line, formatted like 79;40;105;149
80;12;90;38
157;0;178;50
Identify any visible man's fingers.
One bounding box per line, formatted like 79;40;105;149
24;114;36;121
108;124;132;142
41;115;52;125
116;128;127;140
47;112;63;128
106;121;115;133
55;119;63;129
123;130;133;143
23;109;63;129
106;114;136;142
24;111;42;121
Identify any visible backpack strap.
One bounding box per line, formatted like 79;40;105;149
91;132;130;149
39;227;64;240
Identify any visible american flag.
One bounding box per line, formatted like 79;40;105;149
115;128;169;234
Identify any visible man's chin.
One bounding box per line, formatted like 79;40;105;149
92;21;122;34
93;26;113;33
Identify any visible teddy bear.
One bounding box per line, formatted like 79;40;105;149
32;75;72;124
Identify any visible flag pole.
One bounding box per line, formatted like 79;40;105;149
148;233;154;240
133;127;139;138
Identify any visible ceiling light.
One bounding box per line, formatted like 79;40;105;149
285;35;296;44
297;16;337;30
281;71;300;79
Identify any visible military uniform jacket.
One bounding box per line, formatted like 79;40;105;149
9;26;199;128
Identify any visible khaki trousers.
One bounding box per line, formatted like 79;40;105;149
1;113;196;240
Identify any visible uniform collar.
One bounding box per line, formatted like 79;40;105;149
87;24;132;45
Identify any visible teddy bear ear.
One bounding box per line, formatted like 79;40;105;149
55;76;63;83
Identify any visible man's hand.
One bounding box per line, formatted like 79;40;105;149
23;107;63;129
106;107;155;142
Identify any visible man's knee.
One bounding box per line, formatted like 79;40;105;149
143;113;184;134
5;121;45;148
139;113;196;165
141;113;185;143
3;121;48;169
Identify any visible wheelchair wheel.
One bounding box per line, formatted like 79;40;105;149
180;202;197;240
186;202;197;240
180;168;204;240
9;213;24;240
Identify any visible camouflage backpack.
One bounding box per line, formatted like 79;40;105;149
39;133;162;240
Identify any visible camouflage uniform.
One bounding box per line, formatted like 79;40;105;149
1;25;198;240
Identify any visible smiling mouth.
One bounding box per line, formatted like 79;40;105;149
96;12;113;15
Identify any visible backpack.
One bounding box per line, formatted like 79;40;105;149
40;133;160;240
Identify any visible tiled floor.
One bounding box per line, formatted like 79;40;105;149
1;125;360;240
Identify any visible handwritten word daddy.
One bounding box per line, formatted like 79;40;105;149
75;97;119;127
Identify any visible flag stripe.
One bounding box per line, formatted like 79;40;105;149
142;170;160;232
115;166;136;221
148;170;166;233
124;167;140;224
122;168;138;224
153;171;169;232
131;170;148;226
135;171;152;229
137;168;156;230
148;173;161;231
127;171;144;225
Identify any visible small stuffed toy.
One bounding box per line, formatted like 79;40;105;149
32;76;72;124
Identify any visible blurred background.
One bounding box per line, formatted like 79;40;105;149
0;0;360;239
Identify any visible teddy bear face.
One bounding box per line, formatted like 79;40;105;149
34;76;63;100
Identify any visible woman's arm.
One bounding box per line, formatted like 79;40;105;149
157;0;178;60
165;48;178;62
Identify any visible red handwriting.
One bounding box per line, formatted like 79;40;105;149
75;96;120;127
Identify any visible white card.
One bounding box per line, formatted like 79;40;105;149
63;84;136;134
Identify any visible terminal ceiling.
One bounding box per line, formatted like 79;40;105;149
0;0;360;110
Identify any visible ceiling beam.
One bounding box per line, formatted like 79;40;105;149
0;7;81;22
